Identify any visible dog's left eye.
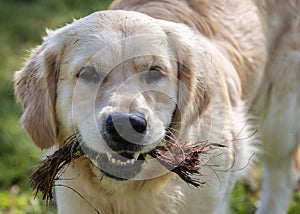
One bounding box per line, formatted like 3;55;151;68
145;66;165;83
76;66;101;83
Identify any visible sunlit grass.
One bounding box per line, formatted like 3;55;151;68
0;187;56;214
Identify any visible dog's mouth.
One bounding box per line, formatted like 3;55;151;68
95;151;147;180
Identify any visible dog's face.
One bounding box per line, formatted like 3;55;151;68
15;11;212;181
57;12;180;180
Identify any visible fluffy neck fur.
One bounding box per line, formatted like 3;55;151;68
56;157;185;214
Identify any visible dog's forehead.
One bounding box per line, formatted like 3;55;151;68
60;10;167;46
57;11;173;73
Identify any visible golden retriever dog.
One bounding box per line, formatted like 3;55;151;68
14;0;299;213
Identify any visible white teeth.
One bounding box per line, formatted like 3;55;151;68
134;153;140;160
106;153;137;167
107;153;112;159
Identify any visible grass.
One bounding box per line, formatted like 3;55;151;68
0;0;299;213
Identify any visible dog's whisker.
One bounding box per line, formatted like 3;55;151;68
164;134;177;145
166;126;180;133
168;121;182;125
165;128;180;140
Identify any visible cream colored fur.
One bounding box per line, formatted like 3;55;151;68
14;0;299;213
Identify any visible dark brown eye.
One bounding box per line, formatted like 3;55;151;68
77;66;100;83
145;65;165;83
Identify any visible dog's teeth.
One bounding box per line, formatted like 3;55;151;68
107;154;139;166
133;153;139;160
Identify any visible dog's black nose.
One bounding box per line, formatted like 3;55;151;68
103;111;147;151
128;113;147;133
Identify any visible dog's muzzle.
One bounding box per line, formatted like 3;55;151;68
95;111;149;180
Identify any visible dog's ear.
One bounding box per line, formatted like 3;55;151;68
158;21;212;132
14;34;62;149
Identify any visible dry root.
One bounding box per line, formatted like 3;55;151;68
148;142;225;187
30;135;225;203
30;135;84;202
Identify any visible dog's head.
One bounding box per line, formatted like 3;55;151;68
15;11;226;181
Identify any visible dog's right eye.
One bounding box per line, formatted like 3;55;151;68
145;65;166;83
76;66;100;83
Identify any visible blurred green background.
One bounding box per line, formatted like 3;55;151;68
0;0;299;213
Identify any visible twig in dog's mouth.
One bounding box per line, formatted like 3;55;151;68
30;135;83;202
148;142;225;187
30;134;225;204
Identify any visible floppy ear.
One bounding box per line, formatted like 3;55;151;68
14;36;61;149
158;21;211;133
